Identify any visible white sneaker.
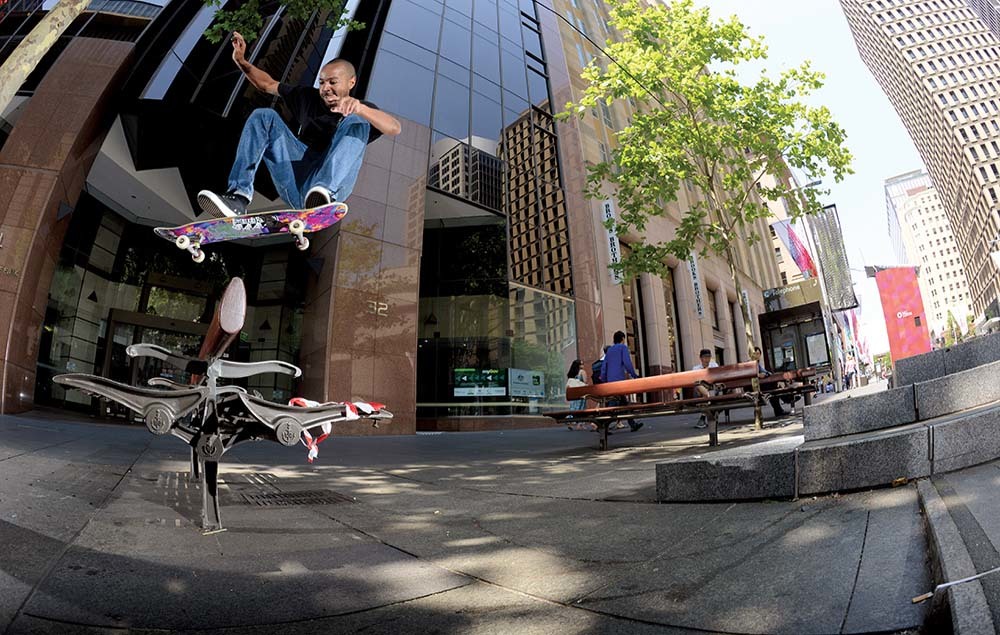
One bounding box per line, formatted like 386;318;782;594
304;186;333;209
694;415;708;429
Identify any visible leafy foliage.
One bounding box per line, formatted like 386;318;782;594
563;0;853;285
203;0;363;44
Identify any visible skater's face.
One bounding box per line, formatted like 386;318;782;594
318;62;356;110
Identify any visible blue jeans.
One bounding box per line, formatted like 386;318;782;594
227;108;370;209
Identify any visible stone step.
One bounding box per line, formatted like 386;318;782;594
803;385;916;441
895;331;1000;386
656;399;1000;502
803;358;1000;442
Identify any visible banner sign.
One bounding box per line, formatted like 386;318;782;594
689;254;705;319
808;205;859;311
874;267;932;362
602;200;624;285
772;219;818;279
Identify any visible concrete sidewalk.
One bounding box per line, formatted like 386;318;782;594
1;408;929;634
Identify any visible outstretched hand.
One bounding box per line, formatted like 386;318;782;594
231;31;247;66
330;95;363;116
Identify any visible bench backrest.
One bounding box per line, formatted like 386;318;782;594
566;361;759;401
191;277;246;384
724;366;818;390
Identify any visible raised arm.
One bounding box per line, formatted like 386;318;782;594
332;97;402;136
231;32;279;95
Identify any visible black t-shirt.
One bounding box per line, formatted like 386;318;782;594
277;83;382;153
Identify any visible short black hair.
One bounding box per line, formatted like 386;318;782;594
322;58;356;78
754;346;763;354
699;348;712;357
613;330;626;344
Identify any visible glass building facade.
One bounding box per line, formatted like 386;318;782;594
0;0;578;427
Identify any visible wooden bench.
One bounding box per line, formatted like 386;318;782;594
723;367;819;412
547;361;761;450
54;277;392;532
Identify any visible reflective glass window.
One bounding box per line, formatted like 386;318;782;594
522;24;543;59
384;0;443;52
439;57;471;86
499;5;520;37
473;33;501;83
501;50;528;97
368;50;435;126
473;74;501;102
474;0;499;31
380;32;438;71
433;75;472;140
446;0;473;17
527;65;549;108
472;90;503;142
440;19;472;67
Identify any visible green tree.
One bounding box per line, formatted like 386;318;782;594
563;0;853;353
202;0;362;44
0;0;362;118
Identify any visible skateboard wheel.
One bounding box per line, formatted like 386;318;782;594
175;235;190;250
192;249;206;263
296;236;310;251
289;219;305;235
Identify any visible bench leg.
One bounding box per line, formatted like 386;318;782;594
804;391;813;407
190;447;200;481
753;402;762;430
708;412;719;446
599;424;609;451
201;459;223;533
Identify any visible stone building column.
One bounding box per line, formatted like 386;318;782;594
299;120;428;435
0;38;133;413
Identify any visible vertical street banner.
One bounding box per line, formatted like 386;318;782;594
771;219;818;279
874;267;932;362
689;253;705;319
602;200;624;285
808;205;859;311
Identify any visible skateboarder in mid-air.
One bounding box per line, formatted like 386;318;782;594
198;32;402;218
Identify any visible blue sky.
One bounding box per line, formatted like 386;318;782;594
699;0;926;353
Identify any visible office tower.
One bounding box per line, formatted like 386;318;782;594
842;0;1000;318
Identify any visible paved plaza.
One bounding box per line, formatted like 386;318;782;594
0;392;940;634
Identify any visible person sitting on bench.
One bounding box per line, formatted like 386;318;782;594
690;348;719;428
600;331;643;432
751;346;789;417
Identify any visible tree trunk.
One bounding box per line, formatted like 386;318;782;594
0;0;91;119
724;243;763;430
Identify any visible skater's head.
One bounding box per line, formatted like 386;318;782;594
318;59;357;109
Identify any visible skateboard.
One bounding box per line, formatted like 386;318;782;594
154;202;348;262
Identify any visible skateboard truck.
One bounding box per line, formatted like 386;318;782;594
174;234;205;263
288;219;309;251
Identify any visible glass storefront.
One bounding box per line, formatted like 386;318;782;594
35;193;309;418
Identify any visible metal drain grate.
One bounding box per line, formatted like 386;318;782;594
240;490;354;506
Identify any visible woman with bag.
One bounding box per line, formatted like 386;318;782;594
565;359;588;411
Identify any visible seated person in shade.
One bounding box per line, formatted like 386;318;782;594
690;348;718;428
600;330;643;432
751;346;789;418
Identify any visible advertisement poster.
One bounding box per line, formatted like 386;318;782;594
453;368;507;397
508;368;545;398
874;267;932;361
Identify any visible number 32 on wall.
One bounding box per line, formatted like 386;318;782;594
366;300;388;317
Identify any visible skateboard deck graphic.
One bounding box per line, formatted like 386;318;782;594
154;202;348;262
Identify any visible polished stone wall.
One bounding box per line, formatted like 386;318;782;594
0;38;133;413
298;120;428;435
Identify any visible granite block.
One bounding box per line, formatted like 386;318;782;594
796;424;930;496
895;348;948;386
944;331;1000;375
915;360;1000;420
930;404;1000;474
803;385;916;441
916;479;995;635
655;437;800;501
